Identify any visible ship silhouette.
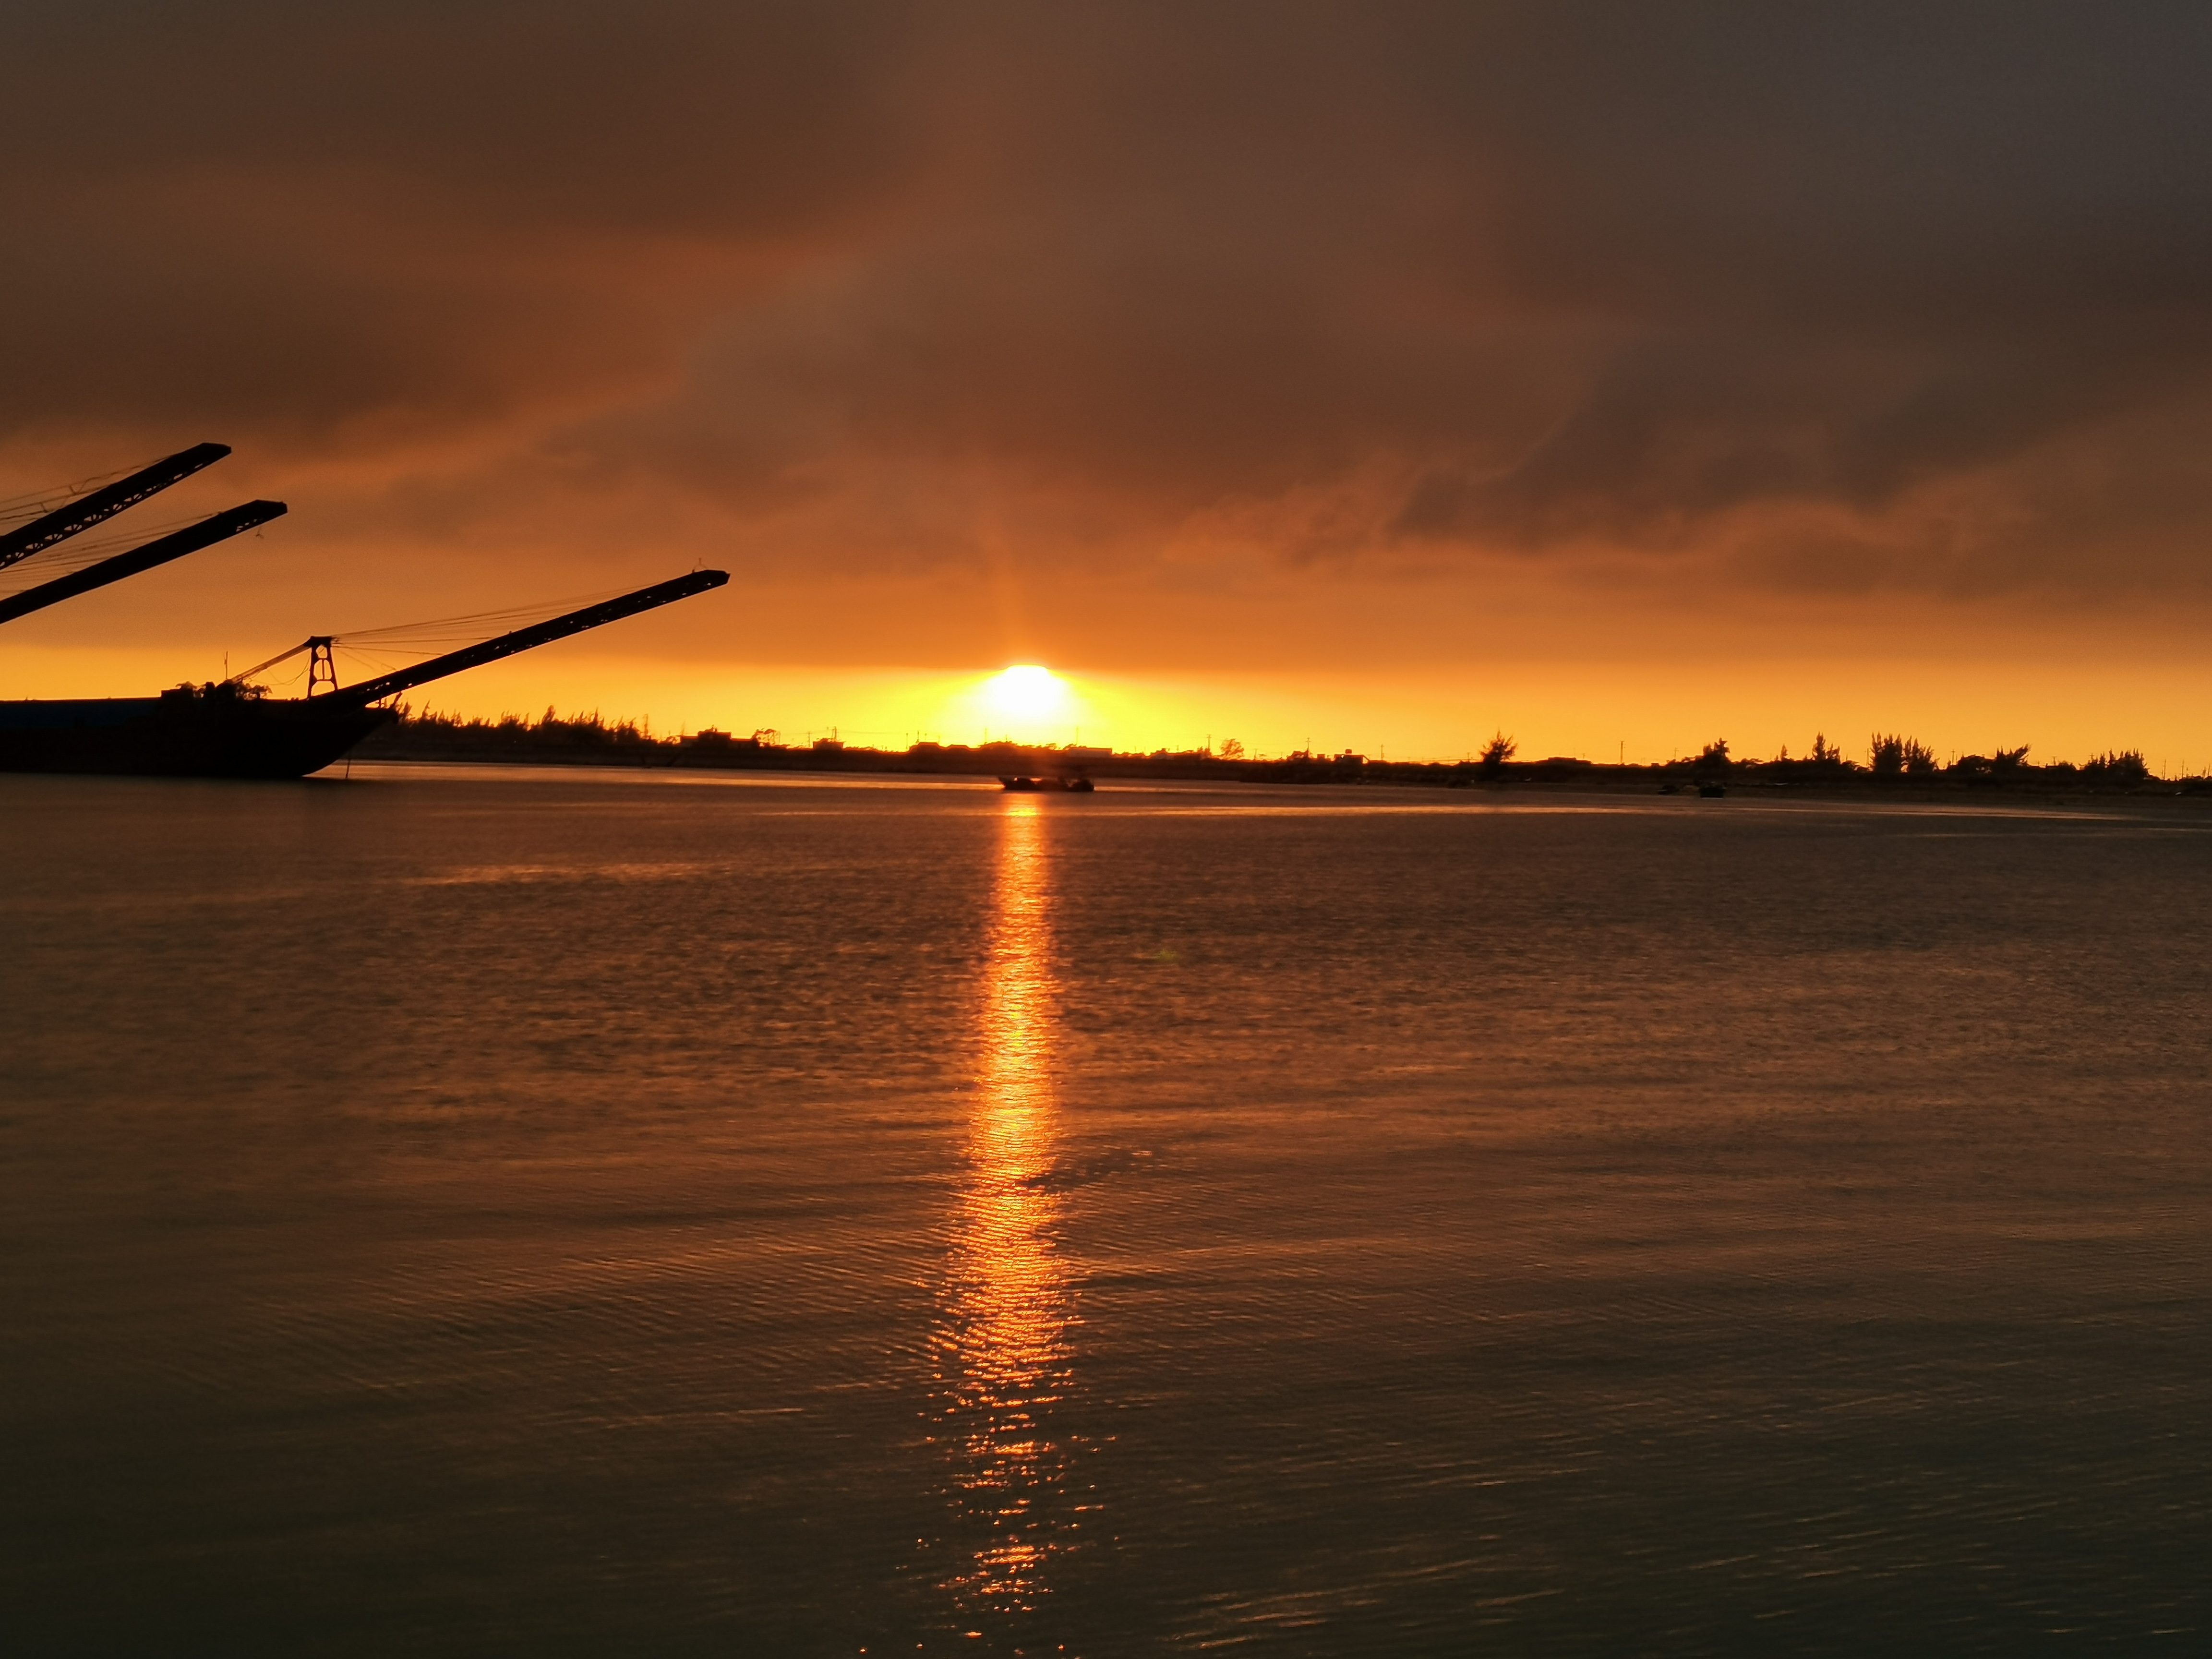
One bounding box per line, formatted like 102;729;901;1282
0;444;725;778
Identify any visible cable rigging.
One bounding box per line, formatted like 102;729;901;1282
226;574;726;705
227;585;641;689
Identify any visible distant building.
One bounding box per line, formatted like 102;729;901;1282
685;728;760;753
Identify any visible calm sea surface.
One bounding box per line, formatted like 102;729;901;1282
3;766;2209;1655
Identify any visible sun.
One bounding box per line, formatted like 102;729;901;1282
987;664;1063;721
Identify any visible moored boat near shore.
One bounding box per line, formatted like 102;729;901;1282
0;686;394;780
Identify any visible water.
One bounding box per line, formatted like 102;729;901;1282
3;766;2208;1654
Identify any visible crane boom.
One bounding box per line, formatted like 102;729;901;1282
329;570;729;707
0;443;231;574
0;501;286;627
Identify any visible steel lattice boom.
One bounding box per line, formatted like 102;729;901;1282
331;570;731;707
0;443;231;573
0;501;287;627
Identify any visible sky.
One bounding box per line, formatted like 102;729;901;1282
5;1;2212;764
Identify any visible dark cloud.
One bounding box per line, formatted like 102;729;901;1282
2;0;921;233
6;1;2212;609
0;1;921;437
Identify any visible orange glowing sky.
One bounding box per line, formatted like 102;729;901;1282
6;4;2212;764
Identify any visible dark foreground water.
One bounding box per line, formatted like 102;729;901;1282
3;767;2209;1655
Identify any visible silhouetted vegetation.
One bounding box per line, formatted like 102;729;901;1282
2082;748;2152;782
1951;745;2032;784
1871;733;1939;777
350;709;2195;796
354;706;666;765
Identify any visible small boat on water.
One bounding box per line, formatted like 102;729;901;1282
0;443;727;779
999;774;1094;793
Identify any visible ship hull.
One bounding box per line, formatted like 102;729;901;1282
0;697;395;779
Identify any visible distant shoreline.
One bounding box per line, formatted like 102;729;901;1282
352;714;2205;798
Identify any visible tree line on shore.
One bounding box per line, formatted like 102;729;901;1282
1677;733;2155;783
354;708;2186;789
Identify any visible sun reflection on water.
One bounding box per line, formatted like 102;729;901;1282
934;795;1082;1620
